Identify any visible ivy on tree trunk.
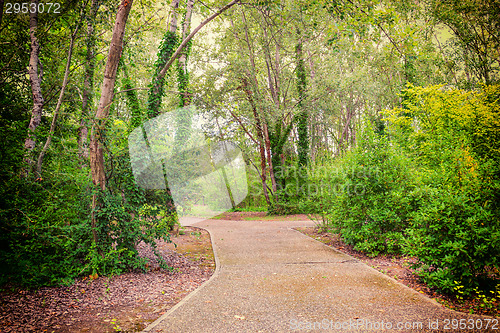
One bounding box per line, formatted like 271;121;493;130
79;0;100;163
120;61;142;131
296;31;308;169
147;0;180;119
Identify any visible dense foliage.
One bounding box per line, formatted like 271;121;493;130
389;84;500;294
0;0;498;304
322;125;416;256
0;131;173;286
307;85;500;295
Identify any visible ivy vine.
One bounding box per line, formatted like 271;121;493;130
147;31;179;119
296;39;308;168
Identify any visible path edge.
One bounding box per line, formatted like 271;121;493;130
289;226;446;309
142;224;221;332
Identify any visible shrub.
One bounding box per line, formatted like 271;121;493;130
87;147;174;277
323;123;416;256
0;146;175;287
405;189;499;294
0;171;91;287
386;84;500;294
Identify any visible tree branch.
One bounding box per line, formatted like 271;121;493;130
37;22;80;174
155;0;241;87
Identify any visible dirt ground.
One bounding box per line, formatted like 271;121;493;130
0;226;214;333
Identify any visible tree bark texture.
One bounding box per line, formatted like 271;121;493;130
89;0;133;190
177;0;194;107
24;0;44;175
89;0;133;246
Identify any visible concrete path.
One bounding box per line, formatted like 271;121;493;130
144;219;496;332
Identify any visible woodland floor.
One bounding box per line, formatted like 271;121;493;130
1;213;497;333
0;226;215;333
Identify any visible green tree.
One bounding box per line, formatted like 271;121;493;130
426;0;500;85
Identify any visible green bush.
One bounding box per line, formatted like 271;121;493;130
322;124;416;256
386;84;500;294
87;147;174;277
405;189;499;294
0;171;91;286
0;144;175;287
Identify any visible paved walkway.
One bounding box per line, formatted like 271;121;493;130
143;219;495;332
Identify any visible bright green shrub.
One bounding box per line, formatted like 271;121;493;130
405;188;499;293
322;124;416;256
385;84;500;294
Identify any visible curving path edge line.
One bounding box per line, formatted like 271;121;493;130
142;225;221;332
288;227;444;308
290;225;498;319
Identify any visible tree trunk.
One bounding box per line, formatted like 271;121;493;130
89;0;133;245
148;0;239;118
155;0;241;98
263;121;277;195
177;0;194;107
214;116;236;209
24;0;44;176
241;79;271;206
121;63;142;131
79;0;100;163
147;0;180;118
338;107;354;153
240;10;275;204
258;139;271;206
0;0;4;28
295;31;308;168
262;24;278;107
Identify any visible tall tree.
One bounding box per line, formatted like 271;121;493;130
24;0;44;175
295;28;308;168
36;24;80;174
195;2;320;205
427;0;500;84
173;0;194;153
177;0;194;108
147;0;241;119
89;0;134;244
79;0;101;162
147;0;180;119
121;60;143;131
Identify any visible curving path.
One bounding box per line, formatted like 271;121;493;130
143;218;497;332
